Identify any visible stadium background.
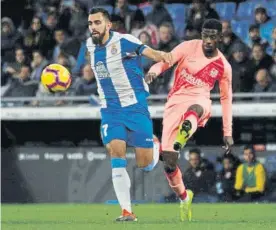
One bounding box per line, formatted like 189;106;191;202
1;0;276;205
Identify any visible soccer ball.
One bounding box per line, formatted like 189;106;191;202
41;64;72;92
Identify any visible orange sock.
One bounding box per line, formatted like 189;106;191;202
165;166;187;200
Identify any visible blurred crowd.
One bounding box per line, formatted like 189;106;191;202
1;0;276;105
164;145;276;203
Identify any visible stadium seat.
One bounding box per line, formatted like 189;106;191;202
267;1;276;17
98;5;114;15
231;20;251;43
128;4;137;11
139;4;153;16
165;4;186;38
215;2;236;21
236;1;262;20
260;21;275;43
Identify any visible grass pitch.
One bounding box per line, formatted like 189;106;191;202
2;204;276;230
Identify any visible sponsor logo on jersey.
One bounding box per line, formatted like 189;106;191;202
95;61;110;79
179;69;209;87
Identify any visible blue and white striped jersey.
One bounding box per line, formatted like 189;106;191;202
86;31;150;109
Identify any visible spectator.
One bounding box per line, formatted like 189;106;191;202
130;9;159;47
23;16;52;58
31;83;68;107
158;22;179;52
1;17;23;62
3;65;38;98
247;24;268;50
138;31;154;72
183;148;217;202
235;145;267;202
111;14;127;34
45;12;58;32
253;69;276;94
216;154;240;202
251;43;273;72
146;0;172;28
76;0;113;10
52;28;67;62
219;20;245;59
69;1;88;38
75;64;97;96
3;48;28;77
30;50;49;82
115;0;135;33
52;29;77;66
254;6;271;25
229;43;255;92
57;52;73;72
183;25;200;41
186;0;219;32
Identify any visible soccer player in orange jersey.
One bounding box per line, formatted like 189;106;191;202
146;19;234;221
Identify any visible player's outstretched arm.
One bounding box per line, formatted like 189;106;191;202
145;41;190;83
142;47;173;66
219;62;234;153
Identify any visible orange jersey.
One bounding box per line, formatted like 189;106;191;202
149;39;233;136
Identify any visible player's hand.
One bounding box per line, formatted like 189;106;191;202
145;72;157;84
223;136;234;154
160;51;173;66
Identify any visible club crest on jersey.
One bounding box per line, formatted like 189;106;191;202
210;68;219;78
111;45;117;55
95;61;110;79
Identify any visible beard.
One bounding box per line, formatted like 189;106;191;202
91;28;106;45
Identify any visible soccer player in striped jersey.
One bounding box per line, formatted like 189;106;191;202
87;7;172;221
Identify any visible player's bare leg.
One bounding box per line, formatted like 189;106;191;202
161;151;193;221
174;104;204;151
107;140;137;222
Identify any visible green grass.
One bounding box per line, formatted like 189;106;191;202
2;204;276;230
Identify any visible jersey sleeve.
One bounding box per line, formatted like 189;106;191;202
219;61;233;137
148;41;191;76
234;164;244;190
122;34;147;55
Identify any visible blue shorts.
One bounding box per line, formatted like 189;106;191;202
100;106;153;148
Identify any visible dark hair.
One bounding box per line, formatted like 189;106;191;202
252;42;264;50
47;12;58;18
111;14;124;23
244;145;256;154
189;148;201;156
255;6;267;14
21;63;31;69
32;49;44;57
89;7;111;21
54;27;65;33
159;21;174;30
132;9;145;23
202;19;222;33
15;47;24;53
249;24;259;32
